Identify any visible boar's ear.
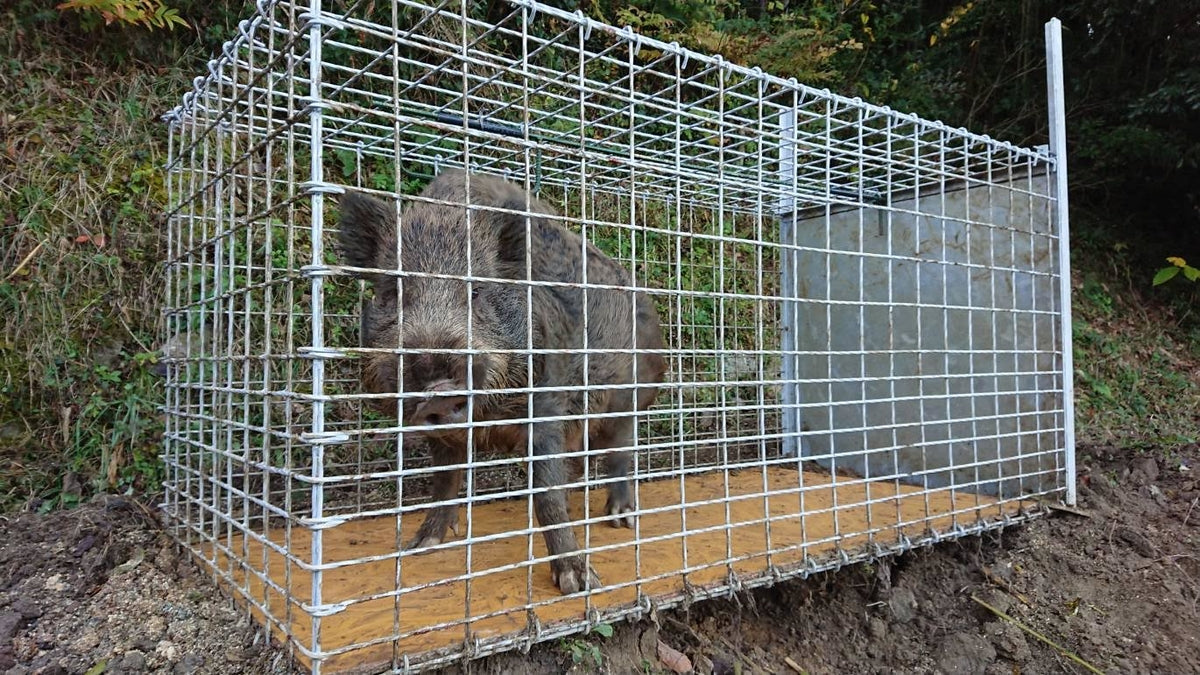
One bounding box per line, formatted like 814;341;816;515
494;197;533;276
337;191;398;281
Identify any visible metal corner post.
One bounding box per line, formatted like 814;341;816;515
1045;17;1077;506
307;0;328;669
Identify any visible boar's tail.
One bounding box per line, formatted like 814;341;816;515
336;191;398;283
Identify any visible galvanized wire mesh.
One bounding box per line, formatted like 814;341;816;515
160;1;1073;671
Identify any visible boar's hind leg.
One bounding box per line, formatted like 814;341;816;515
596;416;636;529
404;441;465;552
531;397;602;594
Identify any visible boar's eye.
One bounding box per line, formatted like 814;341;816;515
470;285;480;301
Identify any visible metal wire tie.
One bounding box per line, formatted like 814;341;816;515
301;600;349;617
298;11;347;32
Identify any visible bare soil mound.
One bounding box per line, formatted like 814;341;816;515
2;442;1197;674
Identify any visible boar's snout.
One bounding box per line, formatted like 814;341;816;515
403;348;493;427
411;380;469;427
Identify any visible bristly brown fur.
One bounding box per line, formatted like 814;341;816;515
337;169;668;594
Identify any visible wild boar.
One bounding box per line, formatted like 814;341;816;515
337;169;667;594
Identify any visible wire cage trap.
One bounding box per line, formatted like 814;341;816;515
160;1;1075;672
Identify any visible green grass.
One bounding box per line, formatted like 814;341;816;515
0;19;204;509
1070;236;1200;449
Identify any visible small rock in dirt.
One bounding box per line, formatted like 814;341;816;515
11;598;43;620
0;647;15;671
1115;525;1158;558
984;622;1031;663
1148;484;1168;507
657;639;692;673
42;575;69;593
888;587;918;624
142;616;167;642
69;630;100;654
710;654;736;675
935;632;996;675
61;473;83;499
694;653;715;675
867;616;888;639
172;652;204;674
131;636;158;653
1135;457;1160;484
156;640;180;663
0;611;22;641
118;650;147;672
72;534;97;557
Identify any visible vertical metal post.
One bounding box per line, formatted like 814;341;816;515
777;109;800;458
162;119;177;521
306;0;328;670
1045;18;1076;506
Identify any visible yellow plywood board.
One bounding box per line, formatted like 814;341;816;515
201;467;1027;673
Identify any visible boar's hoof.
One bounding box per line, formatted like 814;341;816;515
403;514;460;553
551;556;601;594
604;497;636;529
403;534;444;553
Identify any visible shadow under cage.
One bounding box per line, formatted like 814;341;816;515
159;0;1075;671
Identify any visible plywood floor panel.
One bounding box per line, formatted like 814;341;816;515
200;467;1027;673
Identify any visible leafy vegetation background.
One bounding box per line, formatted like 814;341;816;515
1;0;1197;510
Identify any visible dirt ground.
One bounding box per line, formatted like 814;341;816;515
2;442;1198;675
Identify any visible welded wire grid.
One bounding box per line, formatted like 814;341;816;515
160;0;1072;671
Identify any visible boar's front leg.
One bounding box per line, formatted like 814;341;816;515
531;395;601;594
404;440;464;552
597;415;637;529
